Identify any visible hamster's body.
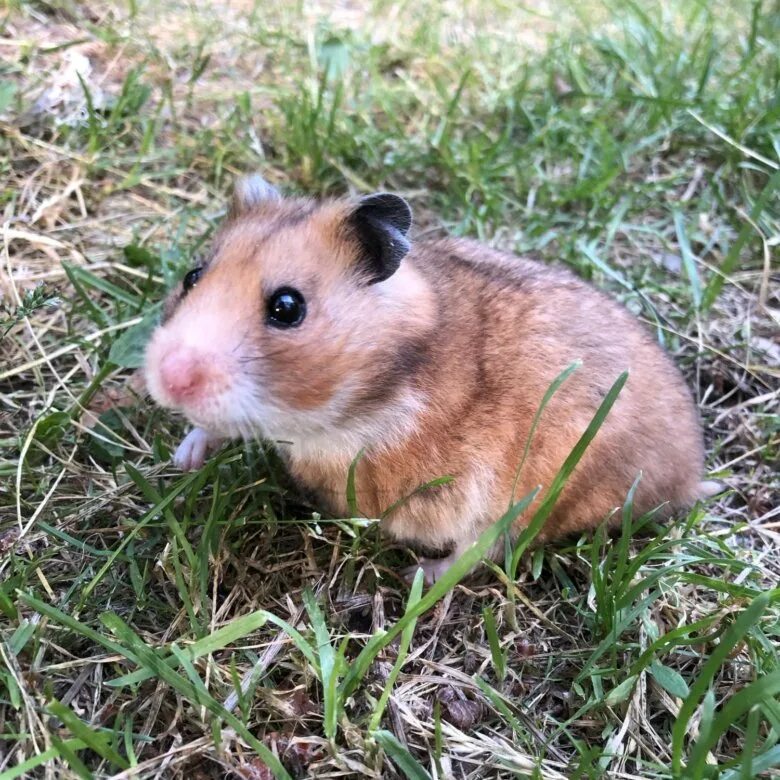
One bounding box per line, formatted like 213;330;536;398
144;176;713;583
285;239;704;555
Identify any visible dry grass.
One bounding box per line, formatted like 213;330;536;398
1;1;779;778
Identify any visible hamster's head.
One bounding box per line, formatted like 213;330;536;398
144;175;435;449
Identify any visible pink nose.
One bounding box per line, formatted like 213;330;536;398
159;348;207;404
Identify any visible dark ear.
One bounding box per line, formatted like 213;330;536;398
348;193;412;284
231;174;281;215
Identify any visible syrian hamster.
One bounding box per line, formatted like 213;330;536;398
144;175;716;583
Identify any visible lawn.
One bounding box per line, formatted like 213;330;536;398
0;0;779;778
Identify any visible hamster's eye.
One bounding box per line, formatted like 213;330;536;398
267;287;306;328
182;266;204;294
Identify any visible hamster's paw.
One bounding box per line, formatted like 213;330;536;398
698;479;726;499
402;554;458;587
173;428;220;471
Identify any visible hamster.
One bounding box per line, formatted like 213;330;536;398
144;174;717;584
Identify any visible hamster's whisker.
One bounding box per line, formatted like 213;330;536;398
232;329;252;354
237;355;264;366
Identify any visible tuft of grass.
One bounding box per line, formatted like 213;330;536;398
0;283;61;340
1;0;778;777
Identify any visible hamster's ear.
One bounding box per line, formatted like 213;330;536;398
348;192;412;284
231;174;281;214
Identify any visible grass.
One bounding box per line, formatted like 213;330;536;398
1;0;779;777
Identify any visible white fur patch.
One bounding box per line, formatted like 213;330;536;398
269;387;426;463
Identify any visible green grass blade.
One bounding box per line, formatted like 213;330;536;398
369;569;424;733
302;588;339;741
433;698;443;778
381;476;455;520
16;592;128;657
47;699;129;769
627;616;724;678
474;676;531;748
511;371;628;575
99;612;292;780
687;670;780;776
578;241;634;292
232;611;320;675
482;606;506;682
0;583;17;620
108;609;319;687
508;360;581;508
373;730;431;780
701;168;780;311
431;68;471;149
0;740;88;780
722;745;780;780
48;733;92;780
346;448;364;516
738;705;761;780
176;611;269;657
610;474;643;600
36;520;120;558
9;619;36;656
340;487;540;700
673;209;702;309
671;591;772;773
80;468;203;604
62;262;141;308
125;462;197;570
170;643;214;703
61;262;108;327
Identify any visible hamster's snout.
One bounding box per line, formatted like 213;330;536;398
147;338;232;412
158;347;209;404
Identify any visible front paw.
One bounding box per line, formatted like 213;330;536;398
173;428;220;471
402;556;456;587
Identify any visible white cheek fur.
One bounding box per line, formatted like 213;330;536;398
277;387;427;463
213;377;426;466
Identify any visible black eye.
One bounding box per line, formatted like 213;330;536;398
183;266;204;294
267;287;306;328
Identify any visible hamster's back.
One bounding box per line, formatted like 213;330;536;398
407;238;705;536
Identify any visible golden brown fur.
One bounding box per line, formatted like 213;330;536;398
144;178;710;580
286;239;705;546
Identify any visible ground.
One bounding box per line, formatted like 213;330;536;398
0;1;779;778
